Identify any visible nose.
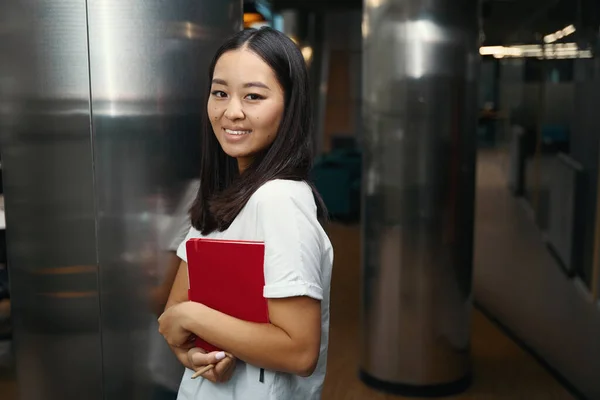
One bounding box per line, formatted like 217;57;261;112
224;97;244;121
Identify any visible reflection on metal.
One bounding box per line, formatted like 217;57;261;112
0;1;102;398
31;265;97;275
0;0;241;399
480;43;593;59
361;0;479;396
165;21;230;40
38;292;98;299
591;139;600;300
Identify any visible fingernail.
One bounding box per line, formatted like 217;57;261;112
215;351;226;360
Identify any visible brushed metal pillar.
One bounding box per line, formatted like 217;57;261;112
0;2;103;398
360;0;479;396
86;2;240;398
0;1;241;399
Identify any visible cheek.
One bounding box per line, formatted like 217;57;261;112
207;109;221;133
254;107;283;137
207;101;221;120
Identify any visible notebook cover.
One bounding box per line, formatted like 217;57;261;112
186;238;269;352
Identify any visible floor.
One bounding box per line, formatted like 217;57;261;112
321;222;573;400
320;151;574;399
0;365;15;400
0;151;576;399
473;150;600;399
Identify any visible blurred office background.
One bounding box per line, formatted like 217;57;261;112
0;0;599;399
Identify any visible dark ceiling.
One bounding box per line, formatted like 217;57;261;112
482;0;598;45
267;0;599;46
270;0;361;12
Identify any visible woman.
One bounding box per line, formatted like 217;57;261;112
158;27;334;400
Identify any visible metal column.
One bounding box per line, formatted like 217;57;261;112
0;1;241;399
360;0;479;396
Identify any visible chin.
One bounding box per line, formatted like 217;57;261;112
221;146;250;160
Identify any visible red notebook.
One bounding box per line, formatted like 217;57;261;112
186;238;269;352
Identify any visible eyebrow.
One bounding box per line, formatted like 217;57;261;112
211;79;270;90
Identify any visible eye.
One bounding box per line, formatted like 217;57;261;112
245;93;264;101
211;90;227;98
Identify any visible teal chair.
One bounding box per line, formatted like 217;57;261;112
312;150;361;222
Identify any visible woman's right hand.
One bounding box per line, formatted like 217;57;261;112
187;347;237;383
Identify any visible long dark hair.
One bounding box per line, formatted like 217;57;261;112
190;27;326;235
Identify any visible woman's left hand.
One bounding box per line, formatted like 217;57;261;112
158;301;198;347
188;348;237;383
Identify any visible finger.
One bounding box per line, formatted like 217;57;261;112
174;347;194;370
192;359;235;383
214;357;233;375
188;347;207;356
199;365;224;383
201;369;219;383
220;367;235;383
214;358;234;382
187;347;205;367
216;358;236;383
191;350;227;367
192;356;232;381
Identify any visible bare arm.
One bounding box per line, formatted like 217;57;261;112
162;262;321;376
166;259;190;308
175;295;321;377
150;252;182;316
164;260;193;368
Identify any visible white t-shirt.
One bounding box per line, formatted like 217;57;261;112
176;179;334;400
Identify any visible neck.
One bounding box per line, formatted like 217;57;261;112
237;157;251;173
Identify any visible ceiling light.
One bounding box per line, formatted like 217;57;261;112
563;25;576;36
544;24;576;44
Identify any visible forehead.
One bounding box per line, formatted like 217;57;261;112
213;49;277;85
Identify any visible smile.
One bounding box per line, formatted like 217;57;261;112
224;128;252;136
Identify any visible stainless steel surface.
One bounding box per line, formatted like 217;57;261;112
361;0;479;388
280;9;305;41
87;2;241;398
0;0;241;398
0;1;102;399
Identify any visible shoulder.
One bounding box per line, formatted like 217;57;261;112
251;179;315;209
248;180;323;238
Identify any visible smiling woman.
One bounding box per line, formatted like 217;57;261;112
157;27;334;400
208;49;284;172
190;27;322;236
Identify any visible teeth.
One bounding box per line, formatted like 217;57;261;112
225;129;251;135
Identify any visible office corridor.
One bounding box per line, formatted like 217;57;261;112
0;152;577;400
320;151;575;399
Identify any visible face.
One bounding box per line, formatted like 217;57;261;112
207;48;285;172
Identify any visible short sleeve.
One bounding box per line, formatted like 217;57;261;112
257;183;324;301
167;215;192;252
176;226;194;263
172;180;200;259
167;180;199;251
